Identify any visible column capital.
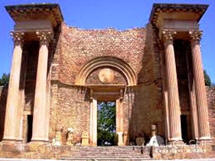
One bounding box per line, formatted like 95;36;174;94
189;30;202;44
36;31;53;46
162;30;177;45
10;31;24;46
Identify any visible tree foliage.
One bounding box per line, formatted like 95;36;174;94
97;102;116;146
204;70;211;86
0;73;9;87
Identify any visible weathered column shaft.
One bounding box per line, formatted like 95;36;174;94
186;51;199;140
3;32;24;141
189;31;211;140
116;99;123;132
116;99;124;146
31;31;52;142
89;100;93;145
164;88;170;141
163;30;182;142
92;99;97;146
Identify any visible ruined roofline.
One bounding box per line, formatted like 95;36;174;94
64;24;146;32
150;3;209;25
5;3;63;26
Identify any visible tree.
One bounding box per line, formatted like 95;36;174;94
97;102;116;146
204;70;211;86
0;73;10;87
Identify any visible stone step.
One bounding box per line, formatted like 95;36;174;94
59;146;151;159
61;158;151;161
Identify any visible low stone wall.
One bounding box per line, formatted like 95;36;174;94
0;86;7;141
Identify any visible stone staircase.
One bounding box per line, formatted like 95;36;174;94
60;146;151;160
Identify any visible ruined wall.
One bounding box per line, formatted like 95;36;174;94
132;24;163;141
49;23;165;144
122;84;163;144
56;23;146;85
49;83;91;144
207;87;215;142
0;86;7;141
48;22;215;146
121;24;164;144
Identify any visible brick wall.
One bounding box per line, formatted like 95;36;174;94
49;83;91;144
55;23;146;85
207;87;215;141
49;23;164;144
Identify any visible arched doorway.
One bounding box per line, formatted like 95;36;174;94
76;56;137;146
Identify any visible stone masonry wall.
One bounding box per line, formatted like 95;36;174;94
0;86;7;141
122;85;163;145
207;87;215;142
56;23;146;85
49;23;164;144
49;83;91;144
126;24;164;143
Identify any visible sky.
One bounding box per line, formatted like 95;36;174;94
0;0;214;83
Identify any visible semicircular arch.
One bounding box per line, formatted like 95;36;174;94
75;56;137;86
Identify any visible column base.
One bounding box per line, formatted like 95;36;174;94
1;139;24;152
90;143;97;146
30;137;50;145
168;138;184;145
199;136;212;145
30;140;49;143
2;137;23;143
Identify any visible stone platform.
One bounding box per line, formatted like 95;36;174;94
0;144;150;160
0;143;215;160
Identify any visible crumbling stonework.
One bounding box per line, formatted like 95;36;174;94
57;23;146;85
207;87;215;142
48;22;164;144
49;84;91;144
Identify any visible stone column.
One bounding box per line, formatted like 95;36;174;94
185;52;199;140
162;30;182;143
117;132;124;146
31;31;52;142
3;32;24;142
116;99;124;146
189;80;199;140
189;31;211;141
90;98;97;146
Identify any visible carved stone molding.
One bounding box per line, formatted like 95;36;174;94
36;31;53;46
75;56;137;86
162;30;177;44
189;30;202;44
10;31;24;45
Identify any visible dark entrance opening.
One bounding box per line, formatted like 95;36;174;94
27;115;33;142
97;101;116;146
181;114;189;143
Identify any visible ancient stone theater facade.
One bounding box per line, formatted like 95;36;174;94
0;3;215;159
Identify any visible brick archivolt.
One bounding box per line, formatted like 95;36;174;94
75;56;137;86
